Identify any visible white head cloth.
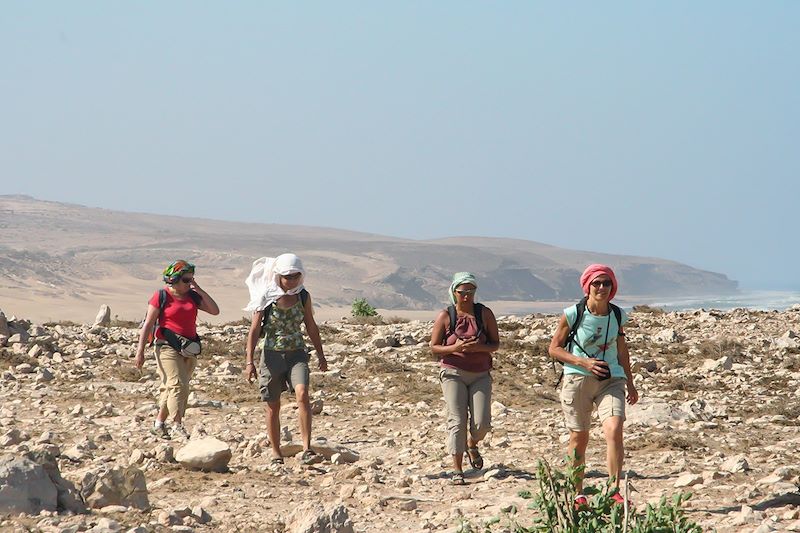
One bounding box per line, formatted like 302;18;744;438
243;253;306;312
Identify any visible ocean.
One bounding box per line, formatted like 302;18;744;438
624;290;800;312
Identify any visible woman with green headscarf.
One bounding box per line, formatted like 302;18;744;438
430;272;500;485
135;260;220;441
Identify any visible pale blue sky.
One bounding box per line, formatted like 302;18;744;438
2;3;798;289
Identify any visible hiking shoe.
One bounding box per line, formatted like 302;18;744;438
171;424;190;441
150;424;171;440
574;494;588;510
610;492;626;506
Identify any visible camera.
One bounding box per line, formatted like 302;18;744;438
591;356;611;381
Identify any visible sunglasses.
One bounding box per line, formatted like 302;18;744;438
590;280;613;288
179;277;194;284
281;272;302;280
455;288;476;295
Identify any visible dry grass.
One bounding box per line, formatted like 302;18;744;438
43;320;80;327
627;433;706;452
344;316;384;326
382;316;410;324
111;318;140;328
698;338;743;359
497;321;527;331
202;336;244;359
0;349;37;368
631;305;665;314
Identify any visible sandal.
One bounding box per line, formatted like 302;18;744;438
300;449;322;465
451;471;466;485
466;447;484;470
270;456;284;465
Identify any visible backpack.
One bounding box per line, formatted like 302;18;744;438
443;303;491;343
552;296;622;387
259;289;309;338
144;289;202;346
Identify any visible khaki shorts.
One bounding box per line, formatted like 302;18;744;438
258;349;310;403
560;374;626;431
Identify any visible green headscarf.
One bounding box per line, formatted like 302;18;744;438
449;272;478;305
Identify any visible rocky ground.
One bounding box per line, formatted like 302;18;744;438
1;305;800;532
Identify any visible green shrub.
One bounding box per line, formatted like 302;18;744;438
458;456;702;532
524;458;702;533
351;298;378;317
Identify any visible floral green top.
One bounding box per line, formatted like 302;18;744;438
263;299;306;351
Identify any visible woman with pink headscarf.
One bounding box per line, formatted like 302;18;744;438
548;264;638;506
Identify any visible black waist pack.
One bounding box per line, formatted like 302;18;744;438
161;327;202;358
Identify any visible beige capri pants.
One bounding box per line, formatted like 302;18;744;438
440;367;492;455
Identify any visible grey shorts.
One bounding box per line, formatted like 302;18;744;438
560;373;626;431
258;348;310;403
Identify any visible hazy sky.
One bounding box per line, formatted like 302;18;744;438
3;3;798;289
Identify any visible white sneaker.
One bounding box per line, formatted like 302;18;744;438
171;424;190;440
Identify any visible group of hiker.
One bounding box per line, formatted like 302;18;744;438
134;256;638;504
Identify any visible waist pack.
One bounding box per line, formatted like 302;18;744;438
161;327;202;358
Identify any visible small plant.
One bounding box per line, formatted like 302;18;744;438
456;456;703;532
351;298;378;317
521;456;702;533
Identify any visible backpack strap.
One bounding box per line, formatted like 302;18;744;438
444;303;486;342
473;302;486;341
563;297;587;351
554;298;622;386
610;302;622;329
553;297;587;387
146;289;169;347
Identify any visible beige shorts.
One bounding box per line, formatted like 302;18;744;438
560;374;626;431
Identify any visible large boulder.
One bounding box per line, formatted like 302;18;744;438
26;450;86;514
0;455;57;514
92;305;112;328
280;439;360;464
286;502;354;533
0;310;9;337
175;437;232;472
79;465;149;510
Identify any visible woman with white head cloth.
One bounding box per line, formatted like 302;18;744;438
244;253;328;465
430;272;500;485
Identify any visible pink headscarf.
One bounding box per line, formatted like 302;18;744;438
580;264;618;300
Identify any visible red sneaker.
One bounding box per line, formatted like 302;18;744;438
610;492;626;505
574;494;589;510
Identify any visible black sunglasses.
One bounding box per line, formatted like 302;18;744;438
590;280;613;288
179;277;194;284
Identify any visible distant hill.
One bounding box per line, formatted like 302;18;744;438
0;195;736;322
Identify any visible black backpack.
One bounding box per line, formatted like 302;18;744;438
443;303;491;342
259;288;309;337
553;297;622;386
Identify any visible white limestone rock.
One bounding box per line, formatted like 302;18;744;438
175;437;232;472
0;456;58;514
286;501;354;533
79;465;149;510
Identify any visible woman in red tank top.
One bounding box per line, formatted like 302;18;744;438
430;272;500;485
135;260;219;441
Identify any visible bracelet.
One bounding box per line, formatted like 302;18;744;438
246;362;254;366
